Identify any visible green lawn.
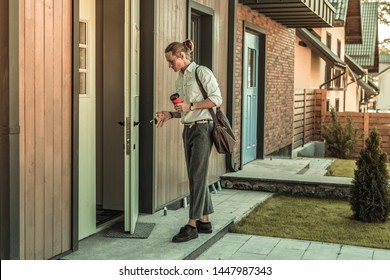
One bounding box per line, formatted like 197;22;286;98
230;195;390;249
326;159;390;178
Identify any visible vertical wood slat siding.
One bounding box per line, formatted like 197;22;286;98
35;0;45;259
154;0;229;209
0;0;10;260
19;0;72;260
52;0;62;255
61;0;72;255
19;0;25;260
44;0;54;259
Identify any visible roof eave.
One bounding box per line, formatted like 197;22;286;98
239;0;335;28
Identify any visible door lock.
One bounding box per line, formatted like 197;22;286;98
126;117;130;155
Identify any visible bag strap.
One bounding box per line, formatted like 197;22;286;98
195;66;219;124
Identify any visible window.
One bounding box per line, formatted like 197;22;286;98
79;21;88;95
324;34;344;90
188;1;214;69
326;99;330;112
190;14;200;63
247;48;257;88
335;98;340;112
335;39;342;88
325;32;332;88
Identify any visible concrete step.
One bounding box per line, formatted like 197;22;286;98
183;220;233;259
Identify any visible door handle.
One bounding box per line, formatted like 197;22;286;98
118;121;124;126
133;121;140;126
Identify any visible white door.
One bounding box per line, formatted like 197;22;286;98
124;0;139;233
78;0;139;239
79;0;96;240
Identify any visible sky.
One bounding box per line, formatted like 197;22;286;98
379;0;390;42
379;23;390;42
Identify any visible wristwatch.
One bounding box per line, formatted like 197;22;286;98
190;103;195;111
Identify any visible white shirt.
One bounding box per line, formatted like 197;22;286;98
176;62;223;124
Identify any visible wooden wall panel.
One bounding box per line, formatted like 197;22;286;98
19;0;26;260
44;0;54;259
52;0;63;256
61;0;72;254
34;0;45;260
154;0;229;209
155;0;188;209
0;0;10;260
19;0;72;260
198;0;229;184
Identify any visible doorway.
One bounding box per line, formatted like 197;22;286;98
95;0;125;225
78;0;138;240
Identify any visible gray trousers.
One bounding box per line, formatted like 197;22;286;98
183;123;214;220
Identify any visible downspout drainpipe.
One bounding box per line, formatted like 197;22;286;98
319;70;346;89
226;0;238;172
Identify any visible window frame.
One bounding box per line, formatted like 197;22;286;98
187;0;214;70
325;32;332;89
334;39;342;88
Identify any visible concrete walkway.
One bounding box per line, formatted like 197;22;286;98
196;157;390;260
62;188;272;260
196;233;390;260
63;158;390;260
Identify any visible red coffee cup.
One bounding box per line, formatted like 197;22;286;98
170;93;181;105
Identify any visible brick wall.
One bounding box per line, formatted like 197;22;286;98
235;4;295;164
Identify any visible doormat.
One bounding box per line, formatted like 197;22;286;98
105;222;155;239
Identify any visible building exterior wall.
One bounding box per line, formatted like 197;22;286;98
0;0;11;260
295;26;350;113
327;90;345;111
318;27;345;60
235;4;295;161
18;0;72;259
295;27;345;91
345;77;360;112
295;37;322;89
377;63;390;110
153;0;229;209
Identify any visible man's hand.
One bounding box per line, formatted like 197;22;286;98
155;111;171;128
174;102;191;112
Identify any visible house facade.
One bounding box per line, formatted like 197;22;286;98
294;0;379;114
377;53;390;111
1;0;231;260
345;0;379;112
235;0;335;163
1;0;339;260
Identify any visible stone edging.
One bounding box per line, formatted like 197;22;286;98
220;177;351;200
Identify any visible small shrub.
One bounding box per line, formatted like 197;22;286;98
350;129;390;222
321;108;361;158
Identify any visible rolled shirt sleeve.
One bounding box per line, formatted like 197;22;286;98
197;66;223;107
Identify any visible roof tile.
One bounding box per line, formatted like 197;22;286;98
345;2;378;68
